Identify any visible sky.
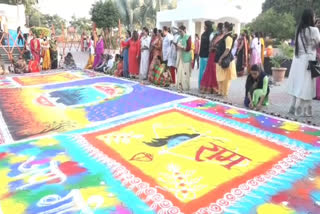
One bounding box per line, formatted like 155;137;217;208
38;0;265;22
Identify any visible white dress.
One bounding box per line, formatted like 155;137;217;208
250;37;262;65
288;27;320;100
139;35;151;80
162;33;173;61
168;34;180;67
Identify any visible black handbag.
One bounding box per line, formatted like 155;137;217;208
221;52;234;69
308;60;320;78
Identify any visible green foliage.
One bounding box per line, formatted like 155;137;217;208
28;12;42;27
40;14;66;33
31;27;51;37
69;16;92;33
262;0;320;23
115;0;176;30
248;9;296;40
91;0;120;29
270;42;294;68
0;0;38;5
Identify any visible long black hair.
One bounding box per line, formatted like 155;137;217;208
205;20;213;33
295;9;315;56
217;23;224;33
127;30;132;38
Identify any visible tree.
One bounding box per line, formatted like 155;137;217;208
91;0;121;49
40;14;66;34
248;9;296;41
262;0;320;23
28;11;42;27
115;0;140;31
115;0;176;30
0;0;39;27
69;16;92;33
90;0;120;30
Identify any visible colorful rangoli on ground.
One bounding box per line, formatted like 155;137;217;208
0;70;319;214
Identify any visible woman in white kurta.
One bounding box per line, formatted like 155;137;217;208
176;25;192;91
167;33;180;84
288;9;320;117
139;28;151;80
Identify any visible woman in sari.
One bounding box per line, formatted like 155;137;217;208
216;22;237;97
236;33;248;76
199;21;214;88
176;25;192;91
148;28;163;82
121;31;131;78
200;23;224;94
49;33;58;69
151;56;171;86
64;52;77;69
30;35;41;63
106;54;120;75
123;31;141;78
85;36;95;69
139;27;151;80
41;36;51;70
114;56;124;77
14;55;28;73
93;35;104;69
28;56;40;73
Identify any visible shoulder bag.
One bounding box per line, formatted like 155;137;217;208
308;60;320;78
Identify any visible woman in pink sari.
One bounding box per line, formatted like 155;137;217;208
93;35;104;69
200;23;224;94
148;28;163;82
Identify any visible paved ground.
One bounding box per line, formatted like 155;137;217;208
72;50;320;126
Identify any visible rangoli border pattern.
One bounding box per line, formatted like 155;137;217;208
0;73;319;213
78;102;319;213
75;135;183;214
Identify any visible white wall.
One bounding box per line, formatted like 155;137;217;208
0;4;26;31
157;0;244;39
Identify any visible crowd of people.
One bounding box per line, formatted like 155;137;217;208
85;10;320;115
0;30;78;74
87;22;240;94
83;21;272;110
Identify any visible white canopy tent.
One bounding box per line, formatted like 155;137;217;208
157;0;248;39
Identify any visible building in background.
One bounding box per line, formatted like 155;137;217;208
0;3;27;46
157;0;251;38
0;3;26;32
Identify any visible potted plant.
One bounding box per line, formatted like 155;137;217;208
270;43;294;83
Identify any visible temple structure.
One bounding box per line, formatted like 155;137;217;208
157;0;249;38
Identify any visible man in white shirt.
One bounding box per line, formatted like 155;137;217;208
162;26;173;64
